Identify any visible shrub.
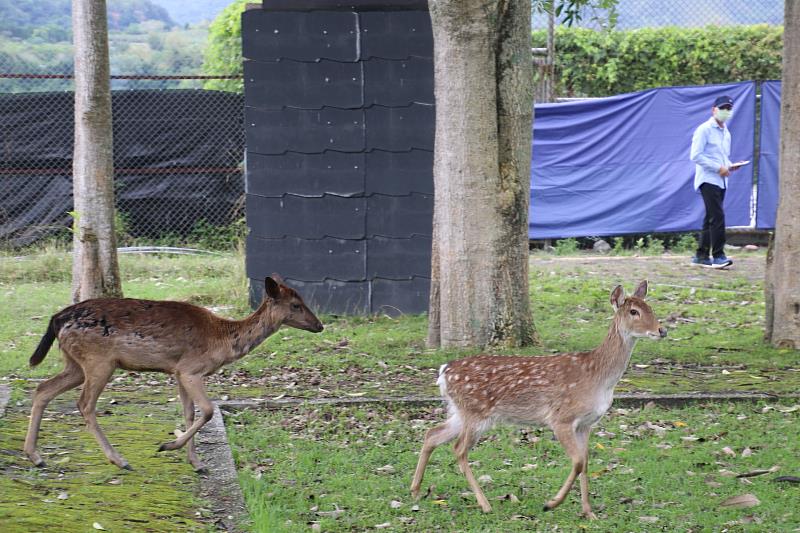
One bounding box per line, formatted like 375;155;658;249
533;24;783;97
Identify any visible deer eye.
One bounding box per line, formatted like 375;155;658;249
629;309;639;317
291;303;301;311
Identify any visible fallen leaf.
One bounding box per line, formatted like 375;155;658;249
431;500;448;506
346;392;367;397
774;476;800;484
673;421;688;428
390;500;402;509
93;523;106;531
777;405;800;413
720;493;760;509
722;446;736;457
495;493;520;503
375;465;396;475
107;479;122;485
741;447;753;458
719;469;738;477
375;523;392;529
57;492;68;500
478;475;493;485
639;516;659;523
316;506;345;519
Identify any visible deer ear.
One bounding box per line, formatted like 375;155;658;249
270;272;285;285
633;280;648;299
610;285;625;311
264;277;281;300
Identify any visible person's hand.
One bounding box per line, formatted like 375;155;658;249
719;166;731;177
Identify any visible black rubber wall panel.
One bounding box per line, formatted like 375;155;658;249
243;4;434;314
242;11;359;62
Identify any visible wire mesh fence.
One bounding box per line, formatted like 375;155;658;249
0;74;245;251
533;0;784;30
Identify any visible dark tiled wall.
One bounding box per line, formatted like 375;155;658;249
243;4;434;314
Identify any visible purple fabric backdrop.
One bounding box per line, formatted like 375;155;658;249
530;82;756;239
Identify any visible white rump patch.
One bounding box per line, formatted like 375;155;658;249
437;364;449;396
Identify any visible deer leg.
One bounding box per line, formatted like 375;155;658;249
24;358;84;467
544;424;585;512
576;427;597;519
177;380;205;472
77;363;130;470
454;428;492;513
410;416;461;499
158;373;213;452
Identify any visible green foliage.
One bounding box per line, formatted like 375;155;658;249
553;237;580;255
185;217;247;250
202;0;248;91
671;233;698;253
533;24;784;97
633;235;665;255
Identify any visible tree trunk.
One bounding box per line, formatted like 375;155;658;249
71;0;122;302
427;0;537;348
765;0;800;348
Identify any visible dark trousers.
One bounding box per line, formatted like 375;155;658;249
696;183;726;259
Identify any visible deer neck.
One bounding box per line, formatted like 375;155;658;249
227;300;282;361
593;319;637;387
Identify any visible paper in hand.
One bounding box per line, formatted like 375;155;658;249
729;160;750;169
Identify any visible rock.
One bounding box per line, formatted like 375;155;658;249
593;239;611;253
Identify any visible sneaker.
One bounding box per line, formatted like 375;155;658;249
711;255;733;268
691;256;712;266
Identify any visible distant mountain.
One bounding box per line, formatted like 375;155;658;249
150;0;235;25
0;0;175;41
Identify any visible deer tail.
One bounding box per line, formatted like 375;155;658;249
29;315;60;367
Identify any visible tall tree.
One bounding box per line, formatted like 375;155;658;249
427;0;536;348
765;0;800;348
71;0;122;302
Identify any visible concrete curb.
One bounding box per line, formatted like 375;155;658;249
217;391;800;412
196;404;249;532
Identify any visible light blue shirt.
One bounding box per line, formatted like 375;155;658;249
690;116;731;191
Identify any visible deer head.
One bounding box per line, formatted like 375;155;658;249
610;280;666;340
264;275;324;333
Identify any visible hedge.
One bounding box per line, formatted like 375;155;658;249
533;25;784;97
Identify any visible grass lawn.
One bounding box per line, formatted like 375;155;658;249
2;248;799;531
228;401;800;532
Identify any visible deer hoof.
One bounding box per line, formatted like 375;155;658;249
582;511;598;520
158;441;178;452
543;504;553;512
194;465;208;474
121;462;133;471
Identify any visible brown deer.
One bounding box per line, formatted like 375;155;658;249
410;280;666;519
24;275;323;472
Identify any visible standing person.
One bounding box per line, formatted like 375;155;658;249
689;95;741;268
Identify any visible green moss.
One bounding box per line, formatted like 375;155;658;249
0;388;206;532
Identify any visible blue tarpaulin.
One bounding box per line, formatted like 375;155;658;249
757;80;780;229
529;82;756;239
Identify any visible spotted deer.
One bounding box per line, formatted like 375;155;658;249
410;280;666;518
24;275;323;472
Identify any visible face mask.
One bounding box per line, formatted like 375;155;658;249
715;108;733;122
